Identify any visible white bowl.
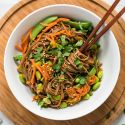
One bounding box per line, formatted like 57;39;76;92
4;4;120;120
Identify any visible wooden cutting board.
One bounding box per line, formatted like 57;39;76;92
0;0;125;125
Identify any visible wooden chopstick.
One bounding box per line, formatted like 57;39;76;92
79;0;120;52
85;7;125;51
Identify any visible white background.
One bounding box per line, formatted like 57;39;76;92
0;0;124;125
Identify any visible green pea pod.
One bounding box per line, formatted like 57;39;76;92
36;71;41;80
92;82;100;91
19;74;26;84
31;16;58;40
83;94;90;100
64;20;92;30
97;70;103;79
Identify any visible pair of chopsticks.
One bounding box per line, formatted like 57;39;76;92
79;0;125;52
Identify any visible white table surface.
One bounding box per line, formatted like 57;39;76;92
0;0;125;125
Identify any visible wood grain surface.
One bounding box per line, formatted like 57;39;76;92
0;0;125;125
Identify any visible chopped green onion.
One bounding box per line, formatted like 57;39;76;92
74;58;81;66
75;40;83;47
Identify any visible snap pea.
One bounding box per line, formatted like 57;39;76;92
53;95;61;101
83;94;90;100
60;102;68;109
64;20;92;30
97;70;103;79
31;16;58;40
92;82;100;91
89;67;96;76
19;74;26;84
35;71;41;80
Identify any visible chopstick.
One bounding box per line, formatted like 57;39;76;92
79;0;124;52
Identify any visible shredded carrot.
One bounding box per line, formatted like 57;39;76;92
61;22;73;37
88;75;96;85
31;66;36;84
21;28;32;46
53;30;66;36
22;41;28;54
76;84;90;96
15;43;23;52
30;59;36;84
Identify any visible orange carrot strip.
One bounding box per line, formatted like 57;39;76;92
21;28;32;46
30;59;36;84
53;30;66;36
15;43;23;52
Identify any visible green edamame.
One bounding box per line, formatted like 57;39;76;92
19;74;26;84
60;102;67;108
36;71;41;80
92;82;100;91
83;94;90;100
97;70;103;79
31;16;58;40
89;67;96;76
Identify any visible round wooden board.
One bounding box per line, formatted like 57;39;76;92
0;0;125;125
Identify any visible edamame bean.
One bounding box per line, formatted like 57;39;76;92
60;102;67;108
36;71;41;80
92;82;100;91
53;95;61;101
97;70;103;79
31;16;58;40
75;77;80;83
19;74;26;84
43;97;51;104
83;94;90;100
37;83;43;93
